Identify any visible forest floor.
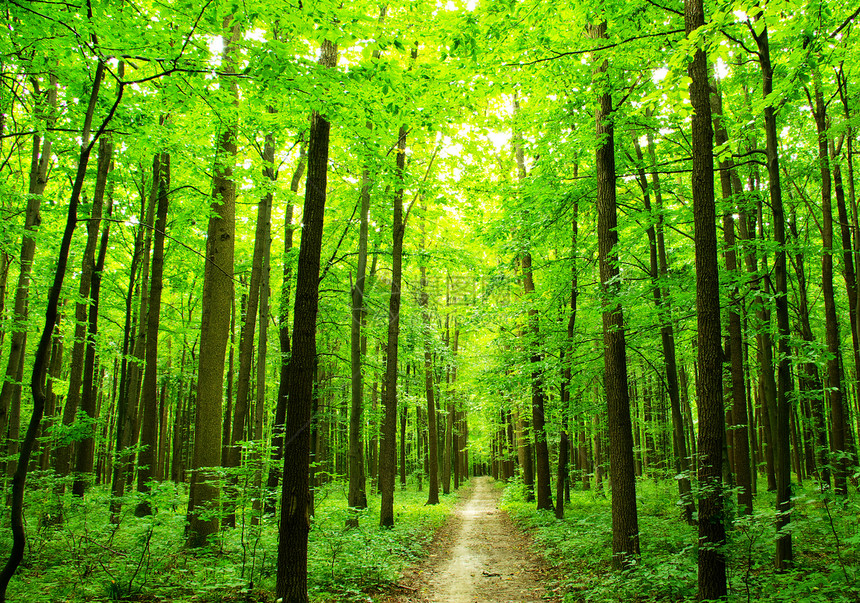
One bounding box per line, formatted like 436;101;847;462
381;476;560;603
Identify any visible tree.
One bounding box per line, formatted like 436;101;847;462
276;37;338;603
513;103;552;512
808;70;849;497
186;17;239;547
421;204;440;506
556;201;578;520
711;84;753;516
685;0;726;597
379;124;408;528
135;146;169;515
266;140;306;514
591;20;639;569
633;133;695;523
71;135;114;497
347;140;372;518
750;8;795;568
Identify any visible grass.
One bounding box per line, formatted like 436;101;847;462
500;474;860;602
1;472;459;602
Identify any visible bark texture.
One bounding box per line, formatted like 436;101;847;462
275;39;337;603
591;21;639;568
686;1;726;596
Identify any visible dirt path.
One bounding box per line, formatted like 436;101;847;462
384;477;558;603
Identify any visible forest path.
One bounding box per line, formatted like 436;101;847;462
383;476;558;603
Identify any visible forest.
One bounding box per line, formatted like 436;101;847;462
0;0;859;601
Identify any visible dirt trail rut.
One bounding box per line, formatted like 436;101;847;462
385;477;557;603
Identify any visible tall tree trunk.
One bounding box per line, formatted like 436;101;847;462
810;76;850;496
452;328;463;492
592;21;639;567
512;113;552;511
186;19;239;547
224;120;275;523
275;39;337;603
39;318;64;471
400;397;408;490
686;0;726;596
53;138;110;484
837;69;860;428
251;214;271;525
72;136;114;496
710;85;753;515
443;401;453;494
556;201;578;519
578;419;591;490
380;125;408;528
0;252;7;353
836;66;860;481
347;142;372;519
370;376;380;492
522;250;552;511
135;148;169;514
787;207;826;480
347;10;385;517
752;15;794;568
421;209;440;505
739;195;779;491
265;140;305;514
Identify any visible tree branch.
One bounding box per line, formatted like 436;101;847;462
510;29;685;66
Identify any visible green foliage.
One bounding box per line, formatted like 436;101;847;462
0;473;457;602
500;477;860;603
308;486;455;600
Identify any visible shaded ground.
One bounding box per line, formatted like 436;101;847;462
382;477;559;603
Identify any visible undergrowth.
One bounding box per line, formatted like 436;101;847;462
500;475;860;603
0;472;458;602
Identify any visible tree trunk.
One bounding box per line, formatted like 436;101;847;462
186;18;239;547
39;318;64;472
512;107;552;511
686;0;727;595
422;213;440;505
752;17;794;568
265;140;305;514
380;125;408;528
836;72;860;469
556;202;578;519
109;173;155;520
54;152;111;482
135;148;169;515
224;119;275;523
72;136;114;496
347;147;372;518
275;39;337;603
400;399;408;490
251;220;271;524
710;85;753;515
592;21;639;567
831;143;855;494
